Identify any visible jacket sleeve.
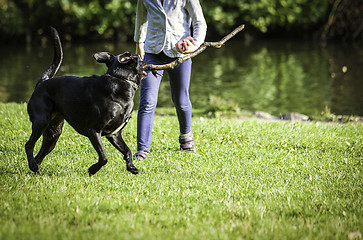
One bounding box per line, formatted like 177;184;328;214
185;0;207;47
134;0;148;43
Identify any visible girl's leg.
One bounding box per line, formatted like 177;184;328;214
168;59;193;135
137;53;163;153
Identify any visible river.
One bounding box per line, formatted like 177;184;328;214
0;39;362;116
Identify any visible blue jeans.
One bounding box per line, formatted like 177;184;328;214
137;52;192;152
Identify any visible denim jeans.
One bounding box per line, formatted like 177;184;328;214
137;52;192;152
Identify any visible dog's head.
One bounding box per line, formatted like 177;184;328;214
93;51;147;86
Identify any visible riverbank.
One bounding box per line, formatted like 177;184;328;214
155;107;363;124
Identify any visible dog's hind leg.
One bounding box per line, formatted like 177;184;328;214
87;130;108;176
35;114;65;166
25;118;49;173
25;100;54;173
106;131;139;175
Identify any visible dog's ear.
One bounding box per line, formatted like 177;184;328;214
117;52;135;65
93;52;114;66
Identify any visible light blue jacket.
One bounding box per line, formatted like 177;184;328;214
134;0;207;58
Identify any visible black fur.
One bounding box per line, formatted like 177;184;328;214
25;28;146;175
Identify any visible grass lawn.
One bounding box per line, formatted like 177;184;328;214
0;102;362;239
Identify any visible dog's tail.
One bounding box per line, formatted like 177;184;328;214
36;27;63;87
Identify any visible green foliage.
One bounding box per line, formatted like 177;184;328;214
202;0;329;34
0;0;331;42
0;0;137;42
58;0;135;39
1;103;363;239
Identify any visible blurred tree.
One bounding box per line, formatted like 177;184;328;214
0;0;23;36
322;0;363;42
0;0;65;43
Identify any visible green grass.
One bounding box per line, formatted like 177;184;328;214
1;102;362;240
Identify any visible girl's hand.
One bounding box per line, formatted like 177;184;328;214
176;37;197;53
136;42;145;60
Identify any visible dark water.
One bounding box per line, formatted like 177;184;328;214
0;39;362;116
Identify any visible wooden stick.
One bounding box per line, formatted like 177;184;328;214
144;24;245;71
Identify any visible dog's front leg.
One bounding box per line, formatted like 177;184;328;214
106;131;139;175
87;130;108;176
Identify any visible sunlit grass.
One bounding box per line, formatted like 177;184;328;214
0;103;362;239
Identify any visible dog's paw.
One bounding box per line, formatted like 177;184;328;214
88;164;101;176
29;163;40;174
88;168;97;176
127;165;139;175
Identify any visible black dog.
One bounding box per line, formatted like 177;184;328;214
25;28;146;175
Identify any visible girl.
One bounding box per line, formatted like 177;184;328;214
133;0;207;160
